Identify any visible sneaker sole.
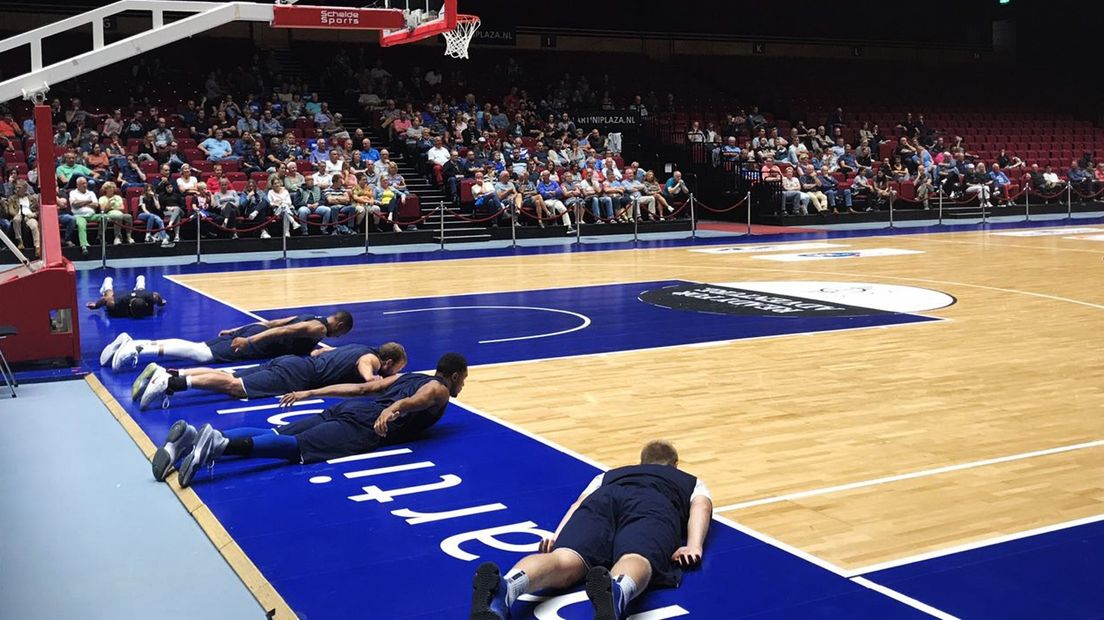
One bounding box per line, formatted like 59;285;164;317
586;567;617;620
177;426;211;488
470;562;503;620
152;420;189;482
132;363;159;401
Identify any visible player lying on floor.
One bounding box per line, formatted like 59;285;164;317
470;440;712;620
151;352;467;487
133;342;406;410
87;276;166;324
101;309;353;371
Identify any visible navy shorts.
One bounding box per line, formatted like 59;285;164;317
277;399;385;463
233;356;314;398
555;486;685;588
205;324;268;362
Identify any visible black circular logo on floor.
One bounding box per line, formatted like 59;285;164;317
640;283;892;317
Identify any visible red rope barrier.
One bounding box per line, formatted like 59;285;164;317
1070;185;1104;200
443;206;510;224
297;211;359;228
694;196;748;213
101;211;196;233
200;215;279;234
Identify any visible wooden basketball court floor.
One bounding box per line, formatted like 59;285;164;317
169;224;1104;581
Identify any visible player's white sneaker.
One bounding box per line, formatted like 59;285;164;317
99;276;114;296
135;275;146;291
152;419;198;482
111;339;142;371
100;332;131;367
132;362;162;401
139;367;172;410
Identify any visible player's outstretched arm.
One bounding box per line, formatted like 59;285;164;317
231;320;327;352
372;381;450;437
279;373;404;406
218;315;292;337
672;495;712;567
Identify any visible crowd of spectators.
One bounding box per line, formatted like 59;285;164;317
696;107;1104;215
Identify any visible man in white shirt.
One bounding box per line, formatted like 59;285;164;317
426;137;450;168
311;162;333;190
471;440;711;620
324;150;344;177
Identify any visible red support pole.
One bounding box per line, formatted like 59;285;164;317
33;103;63;266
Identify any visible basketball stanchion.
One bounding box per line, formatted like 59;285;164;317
689;193;697;239
746;190;752;236
439;202;446;252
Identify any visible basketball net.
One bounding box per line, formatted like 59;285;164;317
442;15;479;59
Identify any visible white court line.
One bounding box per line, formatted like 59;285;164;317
326;448;413;464
245;278;666;312
382;305;592;344
849;513;1104;577
343;461;435;479
713;438;1104;513
455;398;955;619
216;399;324;415
164;275;267;321
850;577;960;619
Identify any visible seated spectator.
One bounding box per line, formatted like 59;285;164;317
989;164;1012;205
199;130;236;162
1042;165;1067;192
259;110;282;138
359;138;380;163
351;173;380;231
426;137;450;169
296;174;327;235
85;143;110;176
213;178;241;239
283;161;305;193
96;181;135;245
56;151;97;190
643;171;672;217
873;168;898;211
2;180;40;256
686;121;705;143
375;175;402;233
156;176;185;243
997;149;1025;171
915;168;935;210
136;184;171;246
622;173;657;221
602;172;630;222
780;167;808;216
799;165;828;213
267;177;299;237
663;170;691;205
310;161;333;190
322;173;354;234
536;169;572;231
1067;160;1094;193
441;150;464;203
816;166;854;214
176;164;200;195
851;170;877;211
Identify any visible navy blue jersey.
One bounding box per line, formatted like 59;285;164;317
253;313;327;357
306;344;378;386
106;290;158;318
327;374;447;441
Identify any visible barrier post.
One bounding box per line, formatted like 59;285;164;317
981;194;988;226
510;204;517;248
889;199;895;229
633;197;639;246
99;219;107;269
281;210;288;260
938;191;944;226
363;212;371;254
1067;184;1073;220
746;190;752;236
195;212;202;264
576;207;582;245
689;193;697;239
439;203;446;252
1025;188;1031;222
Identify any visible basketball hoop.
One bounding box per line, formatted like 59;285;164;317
441;14;479;59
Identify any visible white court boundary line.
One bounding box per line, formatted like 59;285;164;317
714;438;1104;513
851;577;960;619
455;398;956;619
382;305;592;344
849;513;1104;577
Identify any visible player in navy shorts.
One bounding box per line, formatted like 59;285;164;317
134;342;405;410
470;441;713;620
103;309;353;372
87;275;166;321
151;353;467;486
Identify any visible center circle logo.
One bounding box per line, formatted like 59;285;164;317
638;281;955;317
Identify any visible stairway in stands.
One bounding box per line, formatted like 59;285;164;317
270;49;491;242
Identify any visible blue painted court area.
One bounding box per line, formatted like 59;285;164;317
76;269;951;619
254;280;940;368
864;519;1104;620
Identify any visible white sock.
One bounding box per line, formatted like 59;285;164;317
503;569;528;606
614;575;639;610
185;376;193;388
135;275;146;291
149;339;213;362
100;277;113;295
